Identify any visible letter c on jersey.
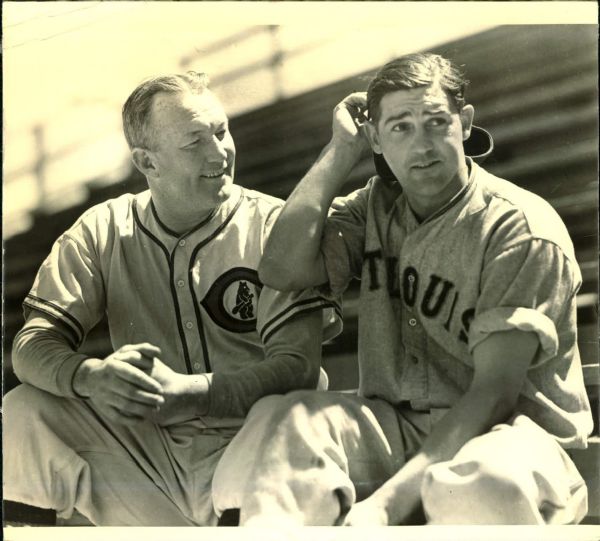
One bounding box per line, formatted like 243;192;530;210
201;267;262;332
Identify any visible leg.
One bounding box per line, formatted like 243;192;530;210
3;384;209;525
421;415;588;524
213;391;426;526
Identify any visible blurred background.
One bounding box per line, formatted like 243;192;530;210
2;1;599;524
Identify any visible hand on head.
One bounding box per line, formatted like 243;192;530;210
331;92;371;157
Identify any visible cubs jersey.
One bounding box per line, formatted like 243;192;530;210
23;184;341;425
321;159;592;448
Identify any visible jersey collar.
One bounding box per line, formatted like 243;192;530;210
133;185;244;250
402;158;477;231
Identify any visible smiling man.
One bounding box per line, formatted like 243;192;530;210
3;71;340;526
232;53;593;525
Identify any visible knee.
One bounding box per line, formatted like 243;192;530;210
3;384;62;433
281;390;332;422
4;383;42;417
422;459;538;524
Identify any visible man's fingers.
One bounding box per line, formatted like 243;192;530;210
115;363;164;395
121;350;155;371
109;394;160;419
112;385;165;408
120;343;162;358
340;92;367;107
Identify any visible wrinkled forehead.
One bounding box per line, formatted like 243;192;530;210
149;89;228;132
378;84;454;119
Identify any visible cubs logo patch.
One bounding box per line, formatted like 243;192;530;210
201;267;262;332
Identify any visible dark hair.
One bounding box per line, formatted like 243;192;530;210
122;71;210;149
367;53;468;124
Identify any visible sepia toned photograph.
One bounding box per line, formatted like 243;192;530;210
2;2;598;539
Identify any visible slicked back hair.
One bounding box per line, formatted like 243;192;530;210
122;71;210;149
367;53;469;125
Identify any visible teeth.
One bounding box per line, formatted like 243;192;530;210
203;171;223;178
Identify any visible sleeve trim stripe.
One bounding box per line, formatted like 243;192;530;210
262;303;340;344
260;297;341;342
23;296;84;345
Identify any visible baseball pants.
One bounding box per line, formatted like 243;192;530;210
3;383;240;526
212;390;588;525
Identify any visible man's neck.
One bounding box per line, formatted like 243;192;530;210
408;161;472;223
151;197;216;236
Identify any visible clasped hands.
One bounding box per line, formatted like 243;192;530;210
74;343;208;427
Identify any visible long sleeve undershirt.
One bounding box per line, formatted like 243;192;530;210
12;310;323;419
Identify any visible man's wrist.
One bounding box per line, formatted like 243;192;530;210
323;139;363;177
72;358;102;398
189;373;211;417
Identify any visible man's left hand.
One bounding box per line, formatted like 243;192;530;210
129;355;210;426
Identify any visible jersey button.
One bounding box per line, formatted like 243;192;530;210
408;318;417;327
185;321;194;330
178;239;186;247
177;279;185;287
194;363;201;370
408;275;415;283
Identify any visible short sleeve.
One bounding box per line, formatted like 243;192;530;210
23;231;106;348
256;286;342;345
320;182;371;296
469;239;581;365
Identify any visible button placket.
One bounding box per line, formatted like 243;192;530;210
173;239;203;372
401;306;428;400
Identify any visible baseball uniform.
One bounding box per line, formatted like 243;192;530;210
214;158;592;524
3;184;341;524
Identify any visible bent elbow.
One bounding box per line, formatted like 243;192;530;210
258;259;297;291
11;330;29;382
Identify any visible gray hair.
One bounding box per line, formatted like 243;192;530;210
122;71;210;149
367;53;469;124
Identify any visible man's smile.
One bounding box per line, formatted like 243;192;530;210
410;160;441;170
199;170;225;179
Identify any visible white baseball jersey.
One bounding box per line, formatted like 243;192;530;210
23;184;341;424
321;159;592;448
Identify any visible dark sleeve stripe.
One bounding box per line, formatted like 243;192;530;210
260;297;342;342
16;323;79;350
24;295;85;344
22;300;83;348
262;302;339;344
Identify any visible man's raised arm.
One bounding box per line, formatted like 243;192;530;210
258;93;369;291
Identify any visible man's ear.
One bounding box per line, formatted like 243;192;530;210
364;121;383;155
460;104;475;141
131;148;158;178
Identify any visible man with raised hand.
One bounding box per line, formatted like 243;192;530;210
3;71;340;526
224;53;592;525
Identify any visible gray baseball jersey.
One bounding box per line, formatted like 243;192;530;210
321;159;592;448
23;184;341;425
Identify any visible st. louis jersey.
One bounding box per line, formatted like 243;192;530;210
321;159;592;448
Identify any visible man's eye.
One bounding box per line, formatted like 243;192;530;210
215;129;227;141
428;117;447;127
391;123;411;133
185;140;201;149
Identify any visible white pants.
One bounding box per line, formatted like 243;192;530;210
213;391;588;525
3;384;239;526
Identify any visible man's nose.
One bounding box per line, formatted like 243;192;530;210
413;126;434;153
206;137;229;163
